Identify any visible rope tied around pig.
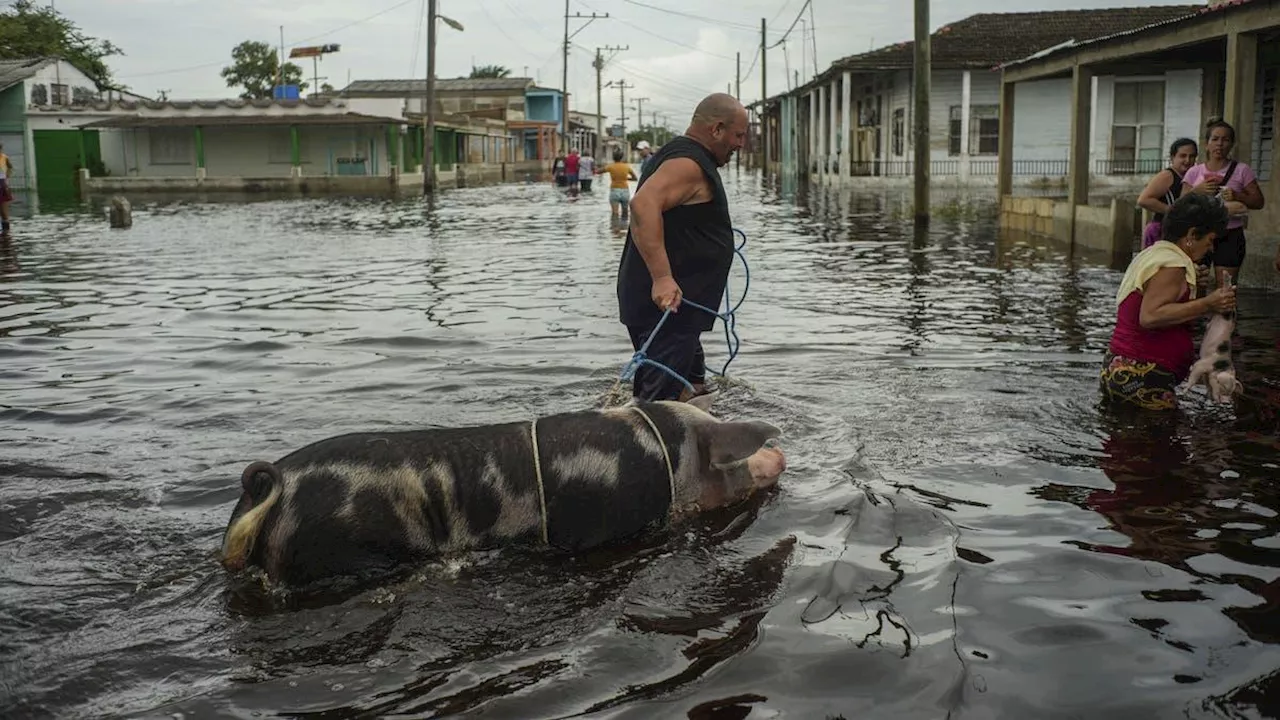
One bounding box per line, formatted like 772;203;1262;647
529;405;675;544
602;228;751;407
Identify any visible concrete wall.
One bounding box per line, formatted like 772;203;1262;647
1000;194;1137;261
100;125;395;178
344;97;406;119
25;61;98;107
82;158;551;197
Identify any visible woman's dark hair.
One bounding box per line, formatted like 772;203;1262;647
1205;118;1236;144
1162;191;1229;243
612;147;624;161
1168;137;1197;158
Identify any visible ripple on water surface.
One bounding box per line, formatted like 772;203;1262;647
1;178;1279;719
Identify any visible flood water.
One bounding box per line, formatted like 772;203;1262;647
2;174;1280;719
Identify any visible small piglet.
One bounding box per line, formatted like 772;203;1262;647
219;393;787;587
1182;310;1242;403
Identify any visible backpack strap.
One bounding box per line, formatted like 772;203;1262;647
1221;160;1239;185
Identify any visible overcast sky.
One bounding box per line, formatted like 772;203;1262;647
62;0;1201;127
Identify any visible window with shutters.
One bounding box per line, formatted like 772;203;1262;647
948;106;962;155
1110;81;1165;174
892;108;904;156
1253;67;1276;182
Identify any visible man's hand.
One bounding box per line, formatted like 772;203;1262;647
652;275;683;311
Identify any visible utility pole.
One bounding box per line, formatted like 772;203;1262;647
735;51;741;100
562;5;609;155
276;26;285;94
424;0;438;193
605;79;635;148
634;96;649;141
594;45;627;160
913;0;930;223
760;18;768;171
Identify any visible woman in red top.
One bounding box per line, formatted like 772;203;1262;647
1101;193;1236;411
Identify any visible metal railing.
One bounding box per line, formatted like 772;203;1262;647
838;158;1069;177
1094;158;1166;176
804;157;1163;178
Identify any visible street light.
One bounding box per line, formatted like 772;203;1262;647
424;3;465;194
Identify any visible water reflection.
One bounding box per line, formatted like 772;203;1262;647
1;177;1280;719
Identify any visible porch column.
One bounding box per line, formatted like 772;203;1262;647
1225;31;1258;166
808;90;817;178
839;70;852;183
386;124;399;174
996;79;1015;198
828;79;838;179
289;125;301;177
959;70;972;181
1067;63;1094;243
819;85;829;180
194;126;206;180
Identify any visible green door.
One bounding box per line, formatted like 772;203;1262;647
34;129;101;201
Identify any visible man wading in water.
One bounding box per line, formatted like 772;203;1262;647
616;93;748;402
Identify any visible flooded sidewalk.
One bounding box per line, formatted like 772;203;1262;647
2;174;1279;719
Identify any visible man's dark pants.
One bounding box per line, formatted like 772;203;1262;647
626;322;706;401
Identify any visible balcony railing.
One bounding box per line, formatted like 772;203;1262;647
809;157;1164;178
1094;158;1166;176
840;159;1069;177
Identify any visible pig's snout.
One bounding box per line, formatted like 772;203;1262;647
748;446;787;488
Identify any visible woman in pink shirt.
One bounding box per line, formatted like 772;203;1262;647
1181;119;1266;287
1101;193;1236;411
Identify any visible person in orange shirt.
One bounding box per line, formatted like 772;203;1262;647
596;147;637;221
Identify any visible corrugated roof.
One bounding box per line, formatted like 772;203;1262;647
0;57;55;92
1001;0;1252;69
807;4;1204;88
340;77;536;96
77;112;405;129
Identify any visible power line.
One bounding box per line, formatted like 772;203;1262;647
577;0;735;61
479;0;543;62
619;0;780;34
768;0;813;50
118;0;420;80
408;0;426;77
570;44;706;105
769;0;797;27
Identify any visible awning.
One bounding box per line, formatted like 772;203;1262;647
78;112;406;129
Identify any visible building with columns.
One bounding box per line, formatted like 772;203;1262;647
998;0;1280;287
756;5;1202;188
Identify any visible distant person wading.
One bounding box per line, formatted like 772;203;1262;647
616;93;749;402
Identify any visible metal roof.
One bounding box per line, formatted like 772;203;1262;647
795;4;1205;93
77;112;406;129
999;0;1251;69
0;57;55;92
340;77;536;96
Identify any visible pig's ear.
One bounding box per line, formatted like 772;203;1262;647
700;420;782;467
686;392;717;413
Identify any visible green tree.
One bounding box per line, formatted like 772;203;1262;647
469;64;511;79
220;40;307;99
0;0;123;87
626;125;675;148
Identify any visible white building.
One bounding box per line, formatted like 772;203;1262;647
0;56;144;204
761;5;1205;187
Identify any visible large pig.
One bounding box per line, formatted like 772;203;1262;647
219;393;787;587
1182;310;1242;403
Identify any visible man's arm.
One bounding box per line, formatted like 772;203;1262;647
628;158;707;310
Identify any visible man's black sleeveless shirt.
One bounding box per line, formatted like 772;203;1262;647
616;136;734;332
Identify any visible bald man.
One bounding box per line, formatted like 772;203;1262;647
615;93;749;402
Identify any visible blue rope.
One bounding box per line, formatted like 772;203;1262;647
618;228;750;396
